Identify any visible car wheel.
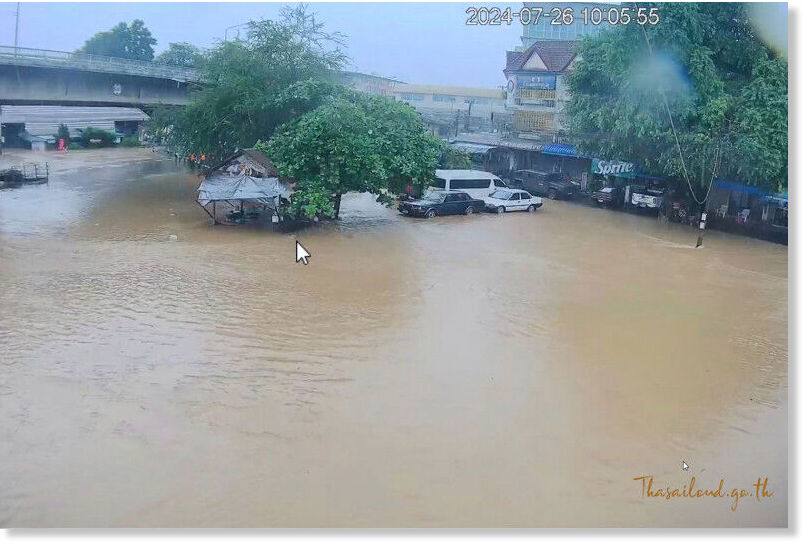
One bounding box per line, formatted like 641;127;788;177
496;206;505;215
425;209;436;218
548;188;558;200
465;206;474;215
527;204;536;212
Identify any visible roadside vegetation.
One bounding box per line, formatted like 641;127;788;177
259;92;443;219
52;123;140;150
148;4;445;220
76;19;157;61
155;42;205;68
567;2;788;199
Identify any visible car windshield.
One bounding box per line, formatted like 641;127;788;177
490;190;512;200
420;190;445;202
600;187;614;193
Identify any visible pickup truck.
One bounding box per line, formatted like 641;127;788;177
629;185;665;209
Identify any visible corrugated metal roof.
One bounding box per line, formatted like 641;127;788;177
390;84;504;99
0;106;149;137
449;142;496;154
0;105;149;123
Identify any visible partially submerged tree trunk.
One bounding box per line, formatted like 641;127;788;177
334;193;342;219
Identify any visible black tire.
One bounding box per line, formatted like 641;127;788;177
465;206;474;215
425;208;436;218
548;188;558;200
496;206;505;215
527;204;536;212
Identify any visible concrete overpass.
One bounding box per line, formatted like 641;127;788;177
0;45;202;107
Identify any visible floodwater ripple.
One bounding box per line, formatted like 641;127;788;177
0;152;787;527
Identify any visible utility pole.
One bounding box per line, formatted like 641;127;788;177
14;2;20;56
224;22;249;41
2;3;20;155
695;138;722;248
465;99;474;132
695;206;707;248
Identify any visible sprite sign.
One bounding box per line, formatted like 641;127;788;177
592;158;636;178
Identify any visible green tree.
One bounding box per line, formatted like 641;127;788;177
54;123;70;144
260;94;443;219
440;148;472;169
76;19;156;61
150;4;347;161
155;42;204;68
567;2;787;196
79;127;116;148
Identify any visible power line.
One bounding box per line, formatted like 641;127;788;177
634;8;717;206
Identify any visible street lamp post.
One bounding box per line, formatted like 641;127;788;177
14;2;20;57
465;99;475;132
224;22;249;42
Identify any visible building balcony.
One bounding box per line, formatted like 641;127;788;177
514;110;555;132
516;88;556;107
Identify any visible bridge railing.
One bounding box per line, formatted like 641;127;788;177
0;45;202;83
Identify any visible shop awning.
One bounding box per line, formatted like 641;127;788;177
449;142;496;154
19;132;55;144
761;193;788;206
541;143;578;157
713;180;770;197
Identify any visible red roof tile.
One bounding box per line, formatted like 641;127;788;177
504;40;578;74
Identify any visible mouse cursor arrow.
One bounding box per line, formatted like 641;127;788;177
682;461;689;471
295;240;310;265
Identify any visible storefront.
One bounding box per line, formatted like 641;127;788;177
539;143;591;187
706;181;787;244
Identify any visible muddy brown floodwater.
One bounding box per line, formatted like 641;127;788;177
0;152;788;527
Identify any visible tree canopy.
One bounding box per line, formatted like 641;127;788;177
150;4;347;161
567;2;787;195
155;42;204;68
259;93;443;219
76;19;156;61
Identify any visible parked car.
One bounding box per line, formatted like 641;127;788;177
484;189;543;214
431;169;508;200
511;170;576;200
591;186;623;208
398;190;486;218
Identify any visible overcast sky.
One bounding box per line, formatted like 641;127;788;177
0;2;523;87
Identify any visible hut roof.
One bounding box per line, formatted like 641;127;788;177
206;148;279;177
197;173;291;206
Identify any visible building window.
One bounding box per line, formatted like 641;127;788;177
400;93;425;101
433;94;457;103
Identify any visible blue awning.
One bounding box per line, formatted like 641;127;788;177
761;193;788;205
541;143;578;157
713;180;770;197
635;172;667;181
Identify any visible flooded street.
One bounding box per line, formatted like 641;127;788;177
0;152;787;527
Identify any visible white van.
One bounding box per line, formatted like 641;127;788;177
431;170;508;200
